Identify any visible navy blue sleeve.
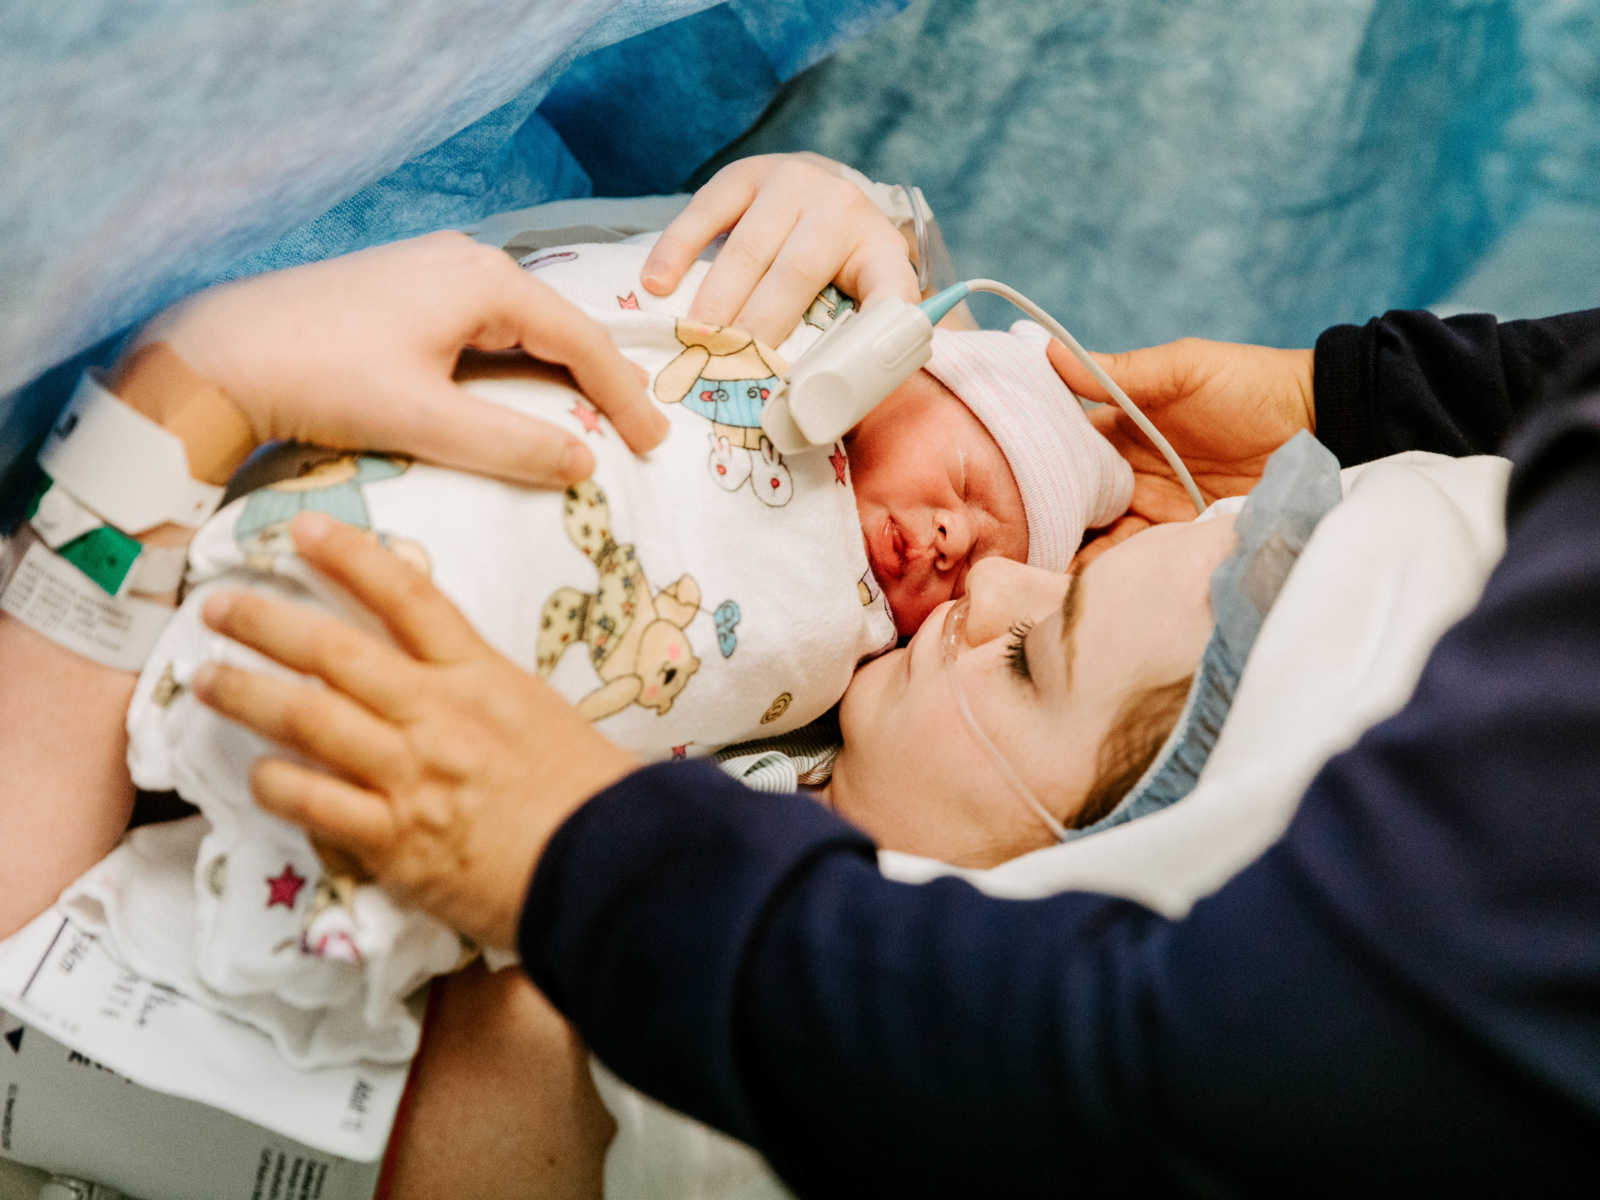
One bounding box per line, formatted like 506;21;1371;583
521;352;1600;1195
1312;307;1600;466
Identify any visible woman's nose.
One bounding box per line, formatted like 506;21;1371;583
932;509;974;573
962;558;1071;645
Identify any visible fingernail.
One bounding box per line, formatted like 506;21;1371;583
561;441;593;481
201;592;231;626
641;269;668;293
292;510;335;541
192;661;218;696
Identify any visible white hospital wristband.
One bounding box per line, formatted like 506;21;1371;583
0;524;174;671
37;369;225;535
28;477;189;597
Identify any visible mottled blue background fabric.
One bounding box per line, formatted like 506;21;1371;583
541;0;914;196
706;0;1600;350
0;0;905;483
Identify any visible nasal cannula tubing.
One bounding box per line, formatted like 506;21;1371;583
920;280;1207;515
942;595;1071;843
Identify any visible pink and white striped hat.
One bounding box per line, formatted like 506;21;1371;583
924;320;1133;571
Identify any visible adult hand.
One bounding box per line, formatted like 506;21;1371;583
191;511;638;950
1049;336;1316;565
640;153;921;347
133;232;667;487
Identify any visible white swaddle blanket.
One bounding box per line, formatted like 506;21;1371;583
61;241;897;1068
593;450;1512;1199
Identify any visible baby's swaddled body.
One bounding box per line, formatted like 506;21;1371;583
66;241;897;1066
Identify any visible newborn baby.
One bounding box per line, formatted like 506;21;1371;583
73;237;1131;1067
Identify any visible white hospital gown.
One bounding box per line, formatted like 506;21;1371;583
64;241;896;1068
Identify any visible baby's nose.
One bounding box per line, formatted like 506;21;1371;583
932;509;973;573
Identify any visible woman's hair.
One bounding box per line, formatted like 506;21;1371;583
1072;675;1194;831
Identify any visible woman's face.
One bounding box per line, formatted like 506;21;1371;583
829;514;1238;866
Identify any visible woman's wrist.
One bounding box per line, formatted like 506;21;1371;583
108;340;257;486
7;341;252;633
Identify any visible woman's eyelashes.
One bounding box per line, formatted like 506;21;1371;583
1003;619;1035;683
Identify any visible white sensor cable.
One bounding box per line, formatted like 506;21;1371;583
961;279;1206;514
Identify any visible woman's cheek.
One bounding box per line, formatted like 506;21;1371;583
868;693;945;786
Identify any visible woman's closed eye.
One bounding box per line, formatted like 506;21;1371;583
1003;619;1034;683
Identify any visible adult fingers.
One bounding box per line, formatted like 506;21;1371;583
288;513;488;664
836;232;921;311
343;371;601;487
729;214;851;347
640;163;760;295
250;757;397;863
1086;403;1122;439
1047;339;1128;406
1127;470;1213;526
200;587;425;722
1086;400;1171;472
1046;338;1197;412
494;271;667;456
684;186;802;330
1070;516;1150;568
193;659;408;790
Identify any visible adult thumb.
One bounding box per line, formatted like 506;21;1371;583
1047;339;1177;410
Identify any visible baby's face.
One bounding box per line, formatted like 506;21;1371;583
847;369;1028;635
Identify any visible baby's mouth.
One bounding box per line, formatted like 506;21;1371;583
866;515;907;583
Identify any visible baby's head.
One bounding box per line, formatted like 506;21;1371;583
847;321;1133;634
